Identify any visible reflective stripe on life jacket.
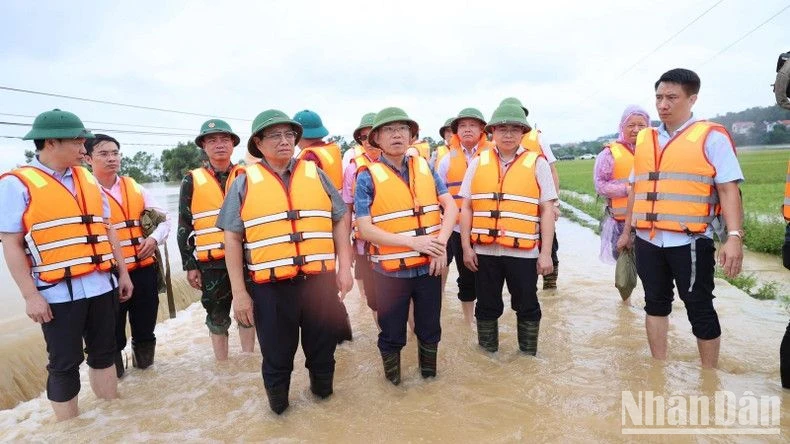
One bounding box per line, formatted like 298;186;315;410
297;142;343;190
362;156;441;271
4;166;115;283
241;160;335;283
106;176;156;271
632;121;731;236
470;149;542;250
606;142;635;221
189;164;245;262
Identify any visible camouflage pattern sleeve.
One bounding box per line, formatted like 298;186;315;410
177;173;198;271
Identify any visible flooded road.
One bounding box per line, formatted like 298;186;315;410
1;215;788;442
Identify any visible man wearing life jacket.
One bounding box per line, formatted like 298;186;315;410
84;134;171;377
177;119;254;361
436;107;493;327
617;68;744;369
293;109;343;190
458;103;556;355
342;113;381;322
499;97;562;290
217;109;353;415
0;109;133;421
431;117;453;170
355;107;458;385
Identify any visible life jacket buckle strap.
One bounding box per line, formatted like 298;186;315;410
289;232;304;242
90;255;104;265
645;213;658;222
646;192;658;201
490;210;501;218
493;192;504;201
648;171;660;181
80;214;96;224
488;228;499;237
286;210;300;220
85;234;100;244
414;227;427;235
293;255;306;266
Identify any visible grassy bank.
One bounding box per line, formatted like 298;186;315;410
555;149;789;255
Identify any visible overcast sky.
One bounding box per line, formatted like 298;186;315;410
0;0;787;171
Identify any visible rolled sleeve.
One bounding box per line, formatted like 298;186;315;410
341;162;356;205
0;175;27;233
538;133;557;163
141;185;172;244
216;178;246;234
535;158;558;202
354;170;374;218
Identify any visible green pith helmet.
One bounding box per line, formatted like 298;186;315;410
368;107;419;148
499;97;529;118
195;119;240;148
353;112;377;144
293;109;329;139
450;108;486;133
247;109;303;158
23;109;95;140
485;103;531;134
439;117;453;138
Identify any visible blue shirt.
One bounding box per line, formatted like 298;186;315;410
354;155;449;278
628;116;744;247
0;157;116;304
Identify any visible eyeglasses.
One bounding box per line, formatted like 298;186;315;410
379;125;411;136
261;131;298;142
92;150;121;158
357;135;368;141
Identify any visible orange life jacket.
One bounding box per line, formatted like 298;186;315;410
521;129;543;155
4;166;115;283
190;164;245;262
241;161;335;283
784;160;790;222
434;145;449;169
362;156;442;271
632;121;732;236
470;149;542;250
606;142;635;222
106;176;156;271
412;142;431;160
446;134;494;207
297;142;343;190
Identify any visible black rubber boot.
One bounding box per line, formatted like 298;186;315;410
114;351;125;379
543;264;558;289
517;319;540;355
381;351;401;386
132;340;156;369
477;319;499;353
309;371;334;399
418;341;438;378
265;383;290;415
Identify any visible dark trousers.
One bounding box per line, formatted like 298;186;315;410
373;272;441;354
251;272;338;389
634;236;721;340
446;231;476;301
355;253;378;311
474;254;541;321
782;320;790;388
551;234;559;266
41;290;117;402
116;265;159;351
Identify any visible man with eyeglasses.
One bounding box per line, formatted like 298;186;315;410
342;113;381;325
217;109;352;414
84;134;171;377
355;107;458;385
459;103;557;355
0;109;133;421
436;108;494;328
177;119;254;362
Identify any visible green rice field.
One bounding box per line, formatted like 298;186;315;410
555;148;789;255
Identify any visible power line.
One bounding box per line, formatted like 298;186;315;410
0;121;194;137
700;3;790;66
0;135;184;148
584;0;724;101
0;85;251;122
0;112;195;132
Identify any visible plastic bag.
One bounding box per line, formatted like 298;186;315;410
615;248;637;300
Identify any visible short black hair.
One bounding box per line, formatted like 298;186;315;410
654;68;701;96
84;134;120;156
33;140;45;151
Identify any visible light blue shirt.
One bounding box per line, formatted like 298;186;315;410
355;155;448;278
628;116;744;247
0;157;116;304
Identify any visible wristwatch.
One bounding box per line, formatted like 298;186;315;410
727;229;744;239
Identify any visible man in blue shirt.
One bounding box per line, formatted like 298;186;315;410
0;109;133;421
355;107;458;385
